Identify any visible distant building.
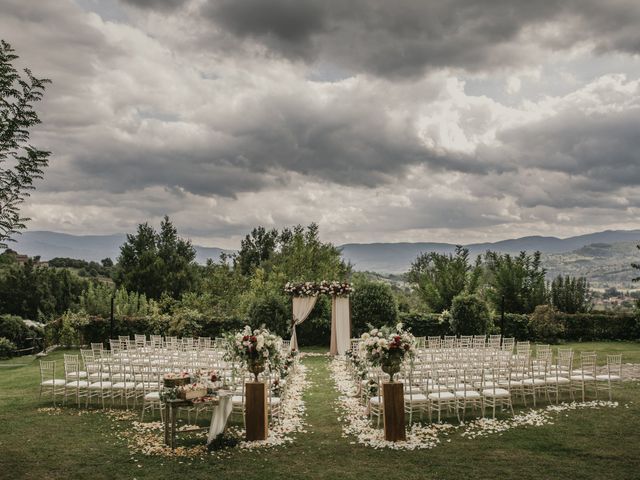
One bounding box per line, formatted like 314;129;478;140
3;249;48;267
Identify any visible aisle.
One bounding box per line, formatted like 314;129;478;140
298;353;346;447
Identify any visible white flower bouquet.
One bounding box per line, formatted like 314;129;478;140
226;326;283;381
359;324;415;381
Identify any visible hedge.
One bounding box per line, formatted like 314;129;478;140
45;314;246;347
558;312;640;341
399;312;451;337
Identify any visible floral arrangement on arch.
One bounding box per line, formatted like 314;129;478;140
226;326;283;379
359;324;415;381
284;280;353;297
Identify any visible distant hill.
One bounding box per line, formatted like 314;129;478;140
339;229;640;275
9;231;230;264
9;229;640;287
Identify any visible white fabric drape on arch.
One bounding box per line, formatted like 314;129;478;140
290;295;318;351
330;296;351;356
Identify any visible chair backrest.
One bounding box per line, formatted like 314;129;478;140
606;354;622;377
427;336;441;349
459;336;473;348
501;337;515;352
443;336;456;348
580;352;597;376
488;335;501;349
472;336;486;349
64;354;80;378
40;360;56;381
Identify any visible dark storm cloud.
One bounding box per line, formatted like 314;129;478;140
200;0;640;77
497;105;640;192
119;0;189;11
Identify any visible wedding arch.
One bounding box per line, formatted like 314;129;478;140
284;281;352;356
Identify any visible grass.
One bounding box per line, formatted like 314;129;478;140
1;342;639;480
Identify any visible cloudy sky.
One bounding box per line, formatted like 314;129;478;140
2;0;640;249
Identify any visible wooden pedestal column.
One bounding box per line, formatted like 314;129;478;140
245;382;268;441
382;382;406;441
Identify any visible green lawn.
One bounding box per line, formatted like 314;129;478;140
1;343;639;480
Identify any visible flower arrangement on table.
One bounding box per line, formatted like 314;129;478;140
284;281;353;297
163;371;191;387
226;326;283;381
359;324;415;382
160;381;208;402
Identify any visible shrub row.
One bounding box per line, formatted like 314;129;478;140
45;313;246;347
42;309;640;348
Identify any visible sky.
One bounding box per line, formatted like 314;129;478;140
2;0;640;249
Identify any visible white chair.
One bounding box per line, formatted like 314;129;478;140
482;365;514;418
546;349;573;403
402;368;428;425
596;354;622;401
63;356;89;407
39;360;65;405
428;369;457;423
571;352;597;402
454;368;482;421
140;374;164;421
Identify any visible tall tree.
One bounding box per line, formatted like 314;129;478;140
0;41;51;247
234;226;279;275
550;275;591;314
484;250;548;314
407;246;478;312
116;216;198;299
632;244;640;282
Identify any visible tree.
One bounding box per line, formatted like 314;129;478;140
632;243;640;282
550;275;591;313
116;216;198;299
407;246;479;312
450;293;490;335
528;304;564;343
0;41;51;247
484;251;548;314
0;252;86;320
351;276;398;336
235;226;279;275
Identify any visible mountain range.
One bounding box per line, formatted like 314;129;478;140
339;229;640;274
7;229;640;286
8;231;230;265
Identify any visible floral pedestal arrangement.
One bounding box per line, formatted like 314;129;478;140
360;324;414;442
226;326;283;441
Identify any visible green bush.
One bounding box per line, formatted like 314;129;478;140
168;308;204;337
0;314;31;347
498;313;530;340
351;280;398;336
528;305;564;343
58;311;90;347
0;337;16;359
245;292;291;338
398;311;451;337
450;294;490;335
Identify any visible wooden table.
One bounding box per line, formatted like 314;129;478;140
164;398;193;449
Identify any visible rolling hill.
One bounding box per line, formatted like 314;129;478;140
9;231;230;264
7;229;640;287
